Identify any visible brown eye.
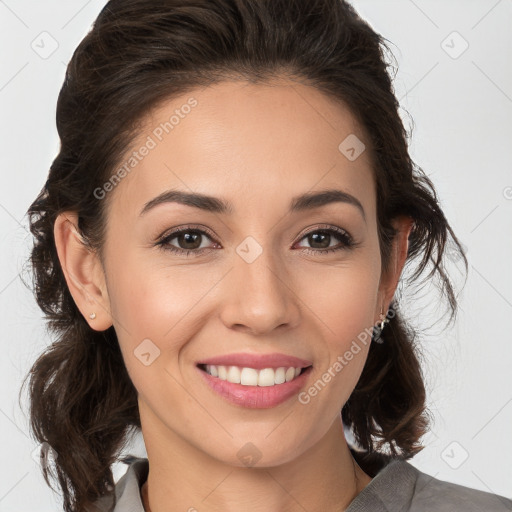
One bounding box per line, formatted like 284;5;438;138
296;226;355;255
307;231;332;249
173;231;203;250
156;226;219;257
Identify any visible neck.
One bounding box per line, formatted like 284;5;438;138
138;400;372;512
142;457;368;512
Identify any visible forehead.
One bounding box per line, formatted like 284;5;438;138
106;78;376;220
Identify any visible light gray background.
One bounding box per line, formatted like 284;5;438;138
1;0;511;510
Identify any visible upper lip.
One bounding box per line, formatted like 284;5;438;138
196;352;313;370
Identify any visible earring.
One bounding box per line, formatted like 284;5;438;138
89;312;96;320
372;307;389;344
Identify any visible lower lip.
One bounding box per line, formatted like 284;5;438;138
196;365;313;409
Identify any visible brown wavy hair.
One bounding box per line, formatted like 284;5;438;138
20;0;468;510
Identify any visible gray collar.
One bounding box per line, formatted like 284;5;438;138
346;459;418;511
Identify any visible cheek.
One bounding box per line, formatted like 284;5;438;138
309;271;376;327
105;250;227;383
105;238;207;332
295;258;380;403
297;253;381;340
109;265;197;347
107;270;196;403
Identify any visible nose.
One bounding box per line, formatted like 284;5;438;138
219;242;301;336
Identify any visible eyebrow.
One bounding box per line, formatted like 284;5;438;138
140;188;366;221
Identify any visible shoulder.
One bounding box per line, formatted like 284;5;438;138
89;457;149;512
410;463;512;512
348;457;512;512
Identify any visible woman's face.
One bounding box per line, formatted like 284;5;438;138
86;79;409;467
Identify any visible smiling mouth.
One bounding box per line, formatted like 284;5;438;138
197;363;312;387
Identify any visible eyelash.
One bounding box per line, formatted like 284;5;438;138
155;224;356;257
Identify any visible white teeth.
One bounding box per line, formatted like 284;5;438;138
274;367;286;384
227;365;241;383
258;368;275;387
240;367;258;386
217;365;227;380
286;367;296;381
204;365;305;386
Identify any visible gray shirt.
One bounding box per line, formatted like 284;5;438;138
92;457;512;511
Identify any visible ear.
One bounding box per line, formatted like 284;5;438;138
53;211;112;331
375;215;414;321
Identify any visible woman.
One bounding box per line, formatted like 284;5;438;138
21;0;512;511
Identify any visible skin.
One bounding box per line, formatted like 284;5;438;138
54;77;413;512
